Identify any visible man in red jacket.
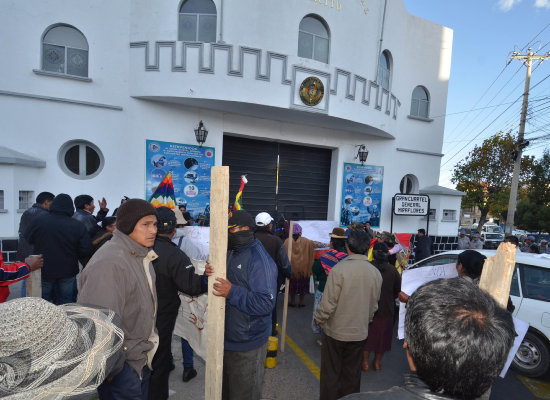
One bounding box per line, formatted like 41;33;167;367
0;252;43;302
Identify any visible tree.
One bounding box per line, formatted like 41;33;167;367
516;150;550;233
451;132;533;232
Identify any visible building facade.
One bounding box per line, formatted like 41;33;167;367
0;0;460;245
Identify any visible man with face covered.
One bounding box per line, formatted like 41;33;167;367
210;210;278;400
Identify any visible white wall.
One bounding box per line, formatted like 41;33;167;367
0;0;453;237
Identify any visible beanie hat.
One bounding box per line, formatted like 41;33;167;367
293;223;302;235
156;206;177;234
116;199;157;234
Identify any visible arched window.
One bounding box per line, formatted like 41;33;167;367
378;50;392;91
410;86;430;118
42;25;88;77
178;0;217;42
298;15;330;63
399;174;418;194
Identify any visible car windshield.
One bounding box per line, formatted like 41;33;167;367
485;233;504;240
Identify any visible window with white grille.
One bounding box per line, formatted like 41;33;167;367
19;191;34;211
442;209;457;221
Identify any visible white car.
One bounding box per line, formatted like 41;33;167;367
408;250;550;378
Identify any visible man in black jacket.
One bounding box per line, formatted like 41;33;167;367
414;229;432;263
148;207;212;400
73;194;109;237
16;191;54;262
25;193;92;305
254;211;292;336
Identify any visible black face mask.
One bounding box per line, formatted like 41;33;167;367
228;230;255;250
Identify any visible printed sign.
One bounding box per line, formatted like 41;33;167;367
393;194;429;216
146;140;215;220
340;163;384;228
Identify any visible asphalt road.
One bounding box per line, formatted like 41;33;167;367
6;284;549;399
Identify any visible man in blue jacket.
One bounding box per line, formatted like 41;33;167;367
212;210;278;400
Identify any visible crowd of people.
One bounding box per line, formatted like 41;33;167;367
0;192;518;400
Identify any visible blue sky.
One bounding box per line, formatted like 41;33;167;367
402;0;550;188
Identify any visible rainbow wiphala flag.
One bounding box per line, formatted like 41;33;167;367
150;170;176;209
233;175;248;211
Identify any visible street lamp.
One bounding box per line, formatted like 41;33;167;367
194;121;208;147
355;145;369;165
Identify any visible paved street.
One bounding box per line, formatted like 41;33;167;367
7;285;550;399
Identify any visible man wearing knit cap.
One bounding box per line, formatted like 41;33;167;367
210;210;278;400
78;198;159;400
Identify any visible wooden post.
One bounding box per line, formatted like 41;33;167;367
281;221;294;353
479;242;517;308
205;166;229;400
25;270;41;298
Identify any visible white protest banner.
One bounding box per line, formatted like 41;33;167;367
295;220;339;246
174;259;208;360
182;226;210;259
397;263;458;339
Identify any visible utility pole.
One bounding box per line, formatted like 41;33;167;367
505;48;550;235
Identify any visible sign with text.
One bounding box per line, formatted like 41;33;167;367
393;194;429;216
146;140;215;220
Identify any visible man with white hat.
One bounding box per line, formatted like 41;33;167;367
254;211;292;336
470;233;483;250
540;239;550;254
78;198;159;399
521;235;536;253
457;229;470;250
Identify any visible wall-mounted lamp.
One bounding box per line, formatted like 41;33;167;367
194;120;208;147
355;145;369;165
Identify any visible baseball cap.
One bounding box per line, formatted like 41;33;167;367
527;235;536;242
228;210;255;229
255;212;273;227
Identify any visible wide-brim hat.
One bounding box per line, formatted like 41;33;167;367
0;298;124;399
329;227;347;239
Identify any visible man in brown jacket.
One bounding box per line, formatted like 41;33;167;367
78;199;159;400
314;229;382;400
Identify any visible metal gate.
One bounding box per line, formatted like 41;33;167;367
222;135;332;220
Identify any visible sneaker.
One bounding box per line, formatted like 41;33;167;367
182;368;197;382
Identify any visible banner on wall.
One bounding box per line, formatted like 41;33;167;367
340;163;384;228
146;140;215;220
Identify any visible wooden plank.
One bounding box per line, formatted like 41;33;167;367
205;166;229;400
25;269;41;298
479;242;517;309
281;221;294;353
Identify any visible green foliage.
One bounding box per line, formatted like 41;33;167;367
451;131;533;230
515;150;550;232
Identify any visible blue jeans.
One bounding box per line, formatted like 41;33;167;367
181;337;194;367
98;363;151;400
41;277;77;305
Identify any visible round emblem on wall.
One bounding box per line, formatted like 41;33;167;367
299;76;324;106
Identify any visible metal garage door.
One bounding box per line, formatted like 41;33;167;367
222;135;332;220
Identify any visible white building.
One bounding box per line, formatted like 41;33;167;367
0;0;463;256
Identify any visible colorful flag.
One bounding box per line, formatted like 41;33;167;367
150;170;176;209
233;175;248;211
